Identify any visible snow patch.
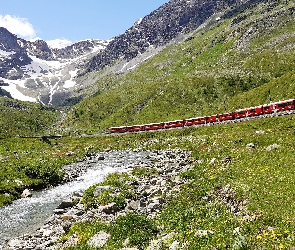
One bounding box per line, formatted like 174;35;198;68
64;80;76;89
1;81;37;102
0;49;15;58
47;39;73;49
64;69;78;88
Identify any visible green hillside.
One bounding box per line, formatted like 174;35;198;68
61;1;295;134
0;97;60;138
2;1;295;248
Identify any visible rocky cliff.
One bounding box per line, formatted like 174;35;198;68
0;27;109;105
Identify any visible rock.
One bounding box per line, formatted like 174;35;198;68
57;199;74;209
169;240;180;250
123;238;130;247
256;130;265;135
93;185;112;197
87;231;110;248
147;201;161;212
246;143;255;149
222;156;232;164
209;158;217;164
21;189;32;198
15;179;24;186
8;239;24;248
53;209;66;214
97;155;105;160
99;202;120;214
42;229;54;237
61;214;74;221
126;200;140;211
195;230;214;237
265;143;281;151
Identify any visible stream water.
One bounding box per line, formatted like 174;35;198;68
0;150;151;245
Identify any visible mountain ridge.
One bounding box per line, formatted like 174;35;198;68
0;0;268;106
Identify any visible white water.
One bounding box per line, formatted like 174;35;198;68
0;150;151;244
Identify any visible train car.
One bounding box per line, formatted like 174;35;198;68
164;120;185;129
184;118;195;126
126;126;136;133
109;126;127;133
275;99;295;112
205;115;217;124
246;106;263;117
262;103;276;114
217;112;235;122
132;124;146;132
145;123;164;131
194;117;206;125
234;109;247;119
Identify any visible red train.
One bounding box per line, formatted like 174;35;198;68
109;99;295;133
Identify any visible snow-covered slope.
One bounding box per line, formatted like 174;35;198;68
0;27;109;106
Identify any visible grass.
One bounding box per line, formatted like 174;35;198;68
61;212;158;250
0;97;59;138
82;172;136;209
55;113;295;249
1;1;295;248
59;1;295;135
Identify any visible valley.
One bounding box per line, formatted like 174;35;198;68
1;0;295;249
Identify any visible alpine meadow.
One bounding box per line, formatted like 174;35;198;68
1;0;295;249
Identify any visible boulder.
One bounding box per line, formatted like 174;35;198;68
99;202;120;214
21;189;32;198
87;231;110;248
266;143;281;151
126;200;140;211
246;143;255;149
57;199;74;209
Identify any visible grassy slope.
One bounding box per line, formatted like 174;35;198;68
61;1;295;134
58;114;295;249
0;97;59;138
1;1;295;249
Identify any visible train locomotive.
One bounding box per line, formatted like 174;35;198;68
109;99;295;134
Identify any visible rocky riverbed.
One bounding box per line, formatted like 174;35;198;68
1;149;195;250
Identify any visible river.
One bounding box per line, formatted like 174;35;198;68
0;150;152;245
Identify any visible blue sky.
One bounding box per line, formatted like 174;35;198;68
0;0;169;47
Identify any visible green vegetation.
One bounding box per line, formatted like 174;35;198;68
0;97;59;138
57;114;295;249
60;1;295;134
1;1;295;249
61;212;158;250
82;172;136;209
131;167;158;177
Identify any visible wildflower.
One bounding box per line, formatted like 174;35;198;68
256;235;262;240
278;244;284;249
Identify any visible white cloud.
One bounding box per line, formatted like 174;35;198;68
46;39;73;49
0;14;36;39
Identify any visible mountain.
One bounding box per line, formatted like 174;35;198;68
0;27;109;106
0;0;266;106
60;0;295;134
84;0;241;73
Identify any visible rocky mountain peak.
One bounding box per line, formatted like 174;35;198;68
84;0;242;73
0;28;109;105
